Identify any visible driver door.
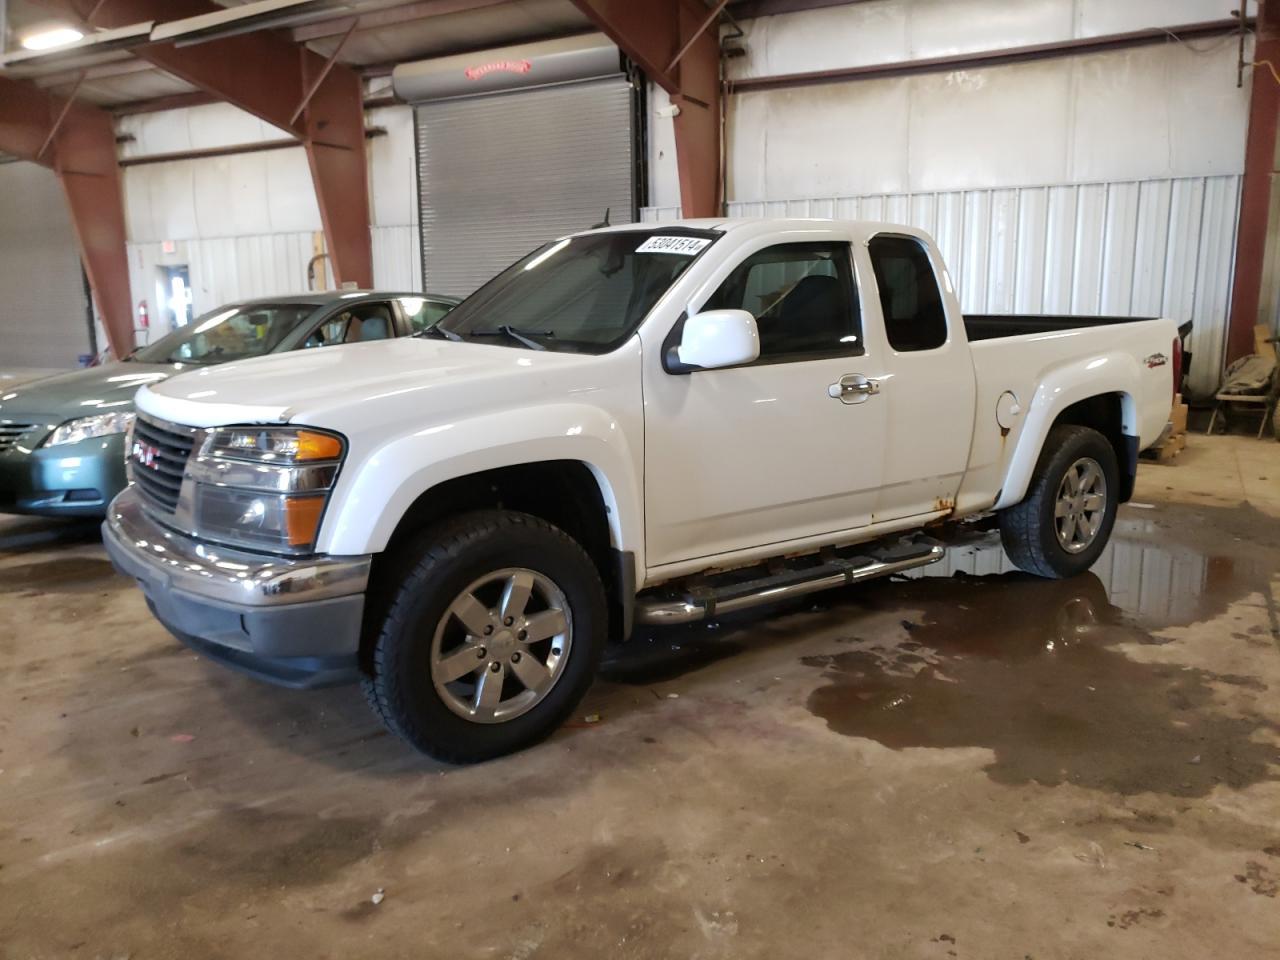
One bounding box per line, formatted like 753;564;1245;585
642;239;889;570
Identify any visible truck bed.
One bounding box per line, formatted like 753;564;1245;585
963;314;1158;342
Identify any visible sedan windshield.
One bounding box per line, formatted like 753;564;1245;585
132;303;317;365
436;229;719;353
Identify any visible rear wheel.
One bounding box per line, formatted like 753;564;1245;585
362;510;607;763
999;424;1119;579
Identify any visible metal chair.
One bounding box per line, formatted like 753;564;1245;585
1206;327;1280;440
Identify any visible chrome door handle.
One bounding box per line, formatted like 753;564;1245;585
828;374;880;404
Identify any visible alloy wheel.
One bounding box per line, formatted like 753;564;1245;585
1054;456;1107;555
430;567;573;723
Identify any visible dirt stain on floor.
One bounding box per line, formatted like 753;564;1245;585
0;556;123;593
802;517;1280;798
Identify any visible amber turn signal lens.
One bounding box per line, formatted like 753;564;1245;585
284;495;327;546
294;430;344;462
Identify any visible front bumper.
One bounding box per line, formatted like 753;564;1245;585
0;430;128;517
102;487;371;689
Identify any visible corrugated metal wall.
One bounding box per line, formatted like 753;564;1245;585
120;104;423;333
127;232;318;331
643;173;1241;396
371;225;422;292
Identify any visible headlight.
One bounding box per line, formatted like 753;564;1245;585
43;411;135;447
188;426;345;554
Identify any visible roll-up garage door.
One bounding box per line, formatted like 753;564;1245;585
396;37;636;297
0;162;92;366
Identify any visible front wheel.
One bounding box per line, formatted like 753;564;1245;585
999;424;1119;579
362;510;607;763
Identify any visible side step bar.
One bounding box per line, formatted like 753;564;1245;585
634;542;946;626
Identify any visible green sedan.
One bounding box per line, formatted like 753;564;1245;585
0;289;457;517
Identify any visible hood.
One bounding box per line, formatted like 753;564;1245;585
136;338;600;428
0;362;179;420
0;368;67;390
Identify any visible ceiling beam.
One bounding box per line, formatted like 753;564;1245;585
291;0;513;42
0;76;134;358
569;0;722;217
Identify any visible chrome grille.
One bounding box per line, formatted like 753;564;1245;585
0;421;36;452
130;414;198;515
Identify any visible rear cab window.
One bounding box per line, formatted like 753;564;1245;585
867;235;948;352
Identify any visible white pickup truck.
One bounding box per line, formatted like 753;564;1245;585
104;219;1180;762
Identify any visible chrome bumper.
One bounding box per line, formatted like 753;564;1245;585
102;487;370;688
103;485;370;607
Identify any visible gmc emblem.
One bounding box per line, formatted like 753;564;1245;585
1145;352;1169;369
133;440;162;471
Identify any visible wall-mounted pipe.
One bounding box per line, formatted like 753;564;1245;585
117;127;386;167
729;17;1254;93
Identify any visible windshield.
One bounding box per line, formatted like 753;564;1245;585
436;229;719;353
132;303;318;364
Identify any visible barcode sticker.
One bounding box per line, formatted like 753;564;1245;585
635;236;712;255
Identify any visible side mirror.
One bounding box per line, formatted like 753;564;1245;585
676;309;759;371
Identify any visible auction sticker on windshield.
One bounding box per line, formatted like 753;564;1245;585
636;236;712;255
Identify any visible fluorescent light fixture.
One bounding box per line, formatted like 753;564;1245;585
21;26;84;51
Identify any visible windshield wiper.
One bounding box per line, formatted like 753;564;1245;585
417;325;463;342
469;324;552;351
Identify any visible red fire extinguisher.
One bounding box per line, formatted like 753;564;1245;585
137;300;149;330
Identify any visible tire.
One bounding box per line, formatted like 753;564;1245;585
998;424;1120;579
362;510;608;763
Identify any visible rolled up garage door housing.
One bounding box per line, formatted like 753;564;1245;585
393;35;637;297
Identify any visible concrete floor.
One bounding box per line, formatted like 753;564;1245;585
1;434;1278;959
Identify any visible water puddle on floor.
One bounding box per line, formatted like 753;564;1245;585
801;507;1280;796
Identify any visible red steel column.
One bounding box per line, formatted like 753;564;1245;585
570;0;722;217
302;47;375;289
1228;0;1280;363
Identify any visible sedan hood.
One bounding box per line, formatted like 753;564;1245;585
0;362;179;420
136;338;601;428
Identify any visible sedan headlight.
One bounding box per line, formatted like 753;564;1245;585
43;411;135;447
188;426;345;554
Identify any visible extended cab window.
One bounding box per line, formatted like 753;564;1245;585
868;235;947;352
703;242;861;361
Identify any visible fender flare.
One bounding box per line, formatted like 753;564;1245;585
994;355;1140;510
316;403;642;560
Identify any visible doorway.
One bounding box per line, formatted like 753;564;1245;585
154;265;192;338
